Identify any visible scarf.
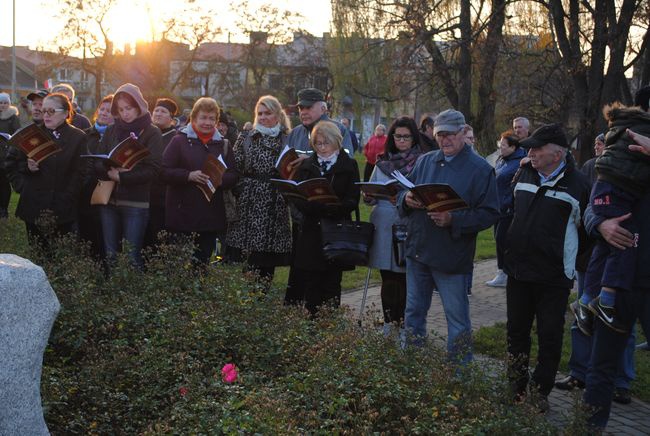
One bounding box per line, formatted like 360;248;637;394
191;122;216;145
114;113;152;142
94;122;108;138
375;145;423;177
254;123;281;137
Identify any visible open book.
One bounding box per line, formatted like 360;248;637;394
391;170;468;213
197;154;228;202
9;123;61;164
81;136;150;170
270;178;340;205
275;145;312;179
356;179;402;200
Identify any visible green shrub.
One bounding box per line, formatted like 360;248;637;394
0;216;565;433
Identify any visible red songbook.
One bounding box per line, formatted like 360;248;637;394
356;180;402;200
270;178;340;205
9;124;61;164
274;145;300;179
197;154;227;202
81;136;150;170
410;184;468;212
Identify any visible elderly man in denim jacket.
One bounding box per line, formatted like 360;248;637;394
397;109;499;364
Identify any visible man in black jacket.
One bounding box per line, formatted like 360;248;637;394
504;123;590;410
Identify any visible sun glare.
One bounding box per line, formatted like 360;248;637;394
104;1;153;52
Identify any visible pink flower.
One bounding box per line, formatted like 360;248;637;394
221;363;238;383
179;386;188;397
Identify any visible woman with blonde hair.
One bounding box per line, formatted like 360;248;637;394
289;120;360;314
226;95;292;285
163;97;238;265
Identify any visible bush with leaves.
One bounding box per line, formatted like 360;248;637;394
0;214;584;433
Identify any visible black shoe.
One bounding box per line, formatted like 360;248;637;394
613;387;631;405
555;375;585;391
570;300;594;336
587;297;628;334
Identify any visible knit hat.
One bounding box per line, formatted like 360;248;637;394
433;109;466;135
634;85;650;112
0;93;10;103
154;98;178;116
520;123;568;148
111;83;149;116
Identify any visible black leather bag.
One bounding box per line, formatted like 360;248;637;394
392;223;408;267
321;208;375;267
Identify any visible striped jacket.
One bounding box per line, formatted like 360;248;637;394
504;155;590;288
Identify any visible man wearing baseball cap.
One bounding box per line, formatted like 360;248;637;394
285;88;353;156
26;89;49;126
396;109;499;365
503;123;590;411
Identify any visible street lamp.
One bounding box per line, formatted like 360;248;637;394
11;0;17;101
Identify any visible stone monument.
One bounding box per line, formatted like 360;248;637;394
0;254;60;435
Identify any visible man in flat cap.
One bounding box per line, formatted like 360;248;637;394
286;88;353;156
397;109;499;364
503;123;590;411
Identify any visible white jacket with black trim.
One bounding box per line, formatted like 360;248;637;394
504;155;590;288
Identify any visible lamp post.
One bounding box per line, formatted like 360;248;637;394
11;0;17;101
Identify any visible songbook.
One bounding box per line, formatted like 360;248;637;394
9;123;61;164
275;145;299;179
197;154;228;202
270;178;340;205
81;136;150;170
391;170;468;213
356;180;402;200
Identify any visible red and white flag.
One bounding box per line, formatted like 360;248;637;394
43;79;53;89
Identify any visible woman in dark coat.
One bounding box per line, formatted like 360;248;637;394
163;97;238;265
7;92;85;248
94;83;163;269
79;94;114;259
291;120;360;314
0;92;21;218
225;95;292;284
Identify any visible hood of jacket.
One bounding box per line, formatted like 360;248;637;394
111;83;149;117
0;105;19;120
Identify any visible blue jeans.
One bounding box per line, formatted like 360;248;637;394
402;258;472;364
569;272;636;388
100;204;149;269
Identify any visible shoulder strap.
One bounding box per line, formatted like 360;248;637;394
223;138;229;156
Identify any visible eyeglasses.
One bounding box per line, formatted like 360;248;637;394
43;108;66;116
314;141;331;148
393;134;413;141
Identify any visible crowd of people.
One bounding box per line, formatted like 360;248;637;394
2;80;650;432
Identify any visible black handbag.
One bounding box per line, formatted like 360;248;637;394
392;223;408;267
320;207;375;267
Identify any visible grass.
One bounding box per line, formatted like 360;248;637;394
473;308;650;402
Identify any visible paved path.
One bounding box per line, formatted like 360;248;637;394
341;259;650;435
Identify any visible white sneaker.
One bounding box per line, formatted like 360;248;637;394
485;270;507;287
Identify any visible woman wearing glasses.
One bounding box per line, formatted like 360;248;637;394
365;116;423;334
290;120;360;315
8;93;86;248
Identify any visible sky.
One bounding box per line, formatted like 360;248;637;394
0;0;333;51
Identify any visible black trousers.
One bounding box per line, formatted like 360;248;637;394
380;269;407;324
506;276;570;396
0;171;10;213
284;223;304;305
585;288;650;428
174;231;218;266
77;206;105;260
144;205;166;249
363;163;375;182
494;215;512;270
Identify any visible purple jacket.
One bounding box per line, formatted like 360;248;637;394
163;125;238;233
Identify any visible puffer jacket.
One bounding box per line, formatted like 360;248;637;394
0;106;21;135
596;104;650;196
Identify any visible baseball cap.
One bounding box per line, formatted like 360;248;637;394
520;123;568;149
433;109;466;135
296;88;325;107
27;90;49;101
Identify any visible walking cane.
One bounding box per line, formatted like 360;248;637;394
358;267;372;326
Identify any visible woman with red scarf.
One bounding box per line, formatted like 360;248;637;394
94;83;163;269
163;97;239;265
